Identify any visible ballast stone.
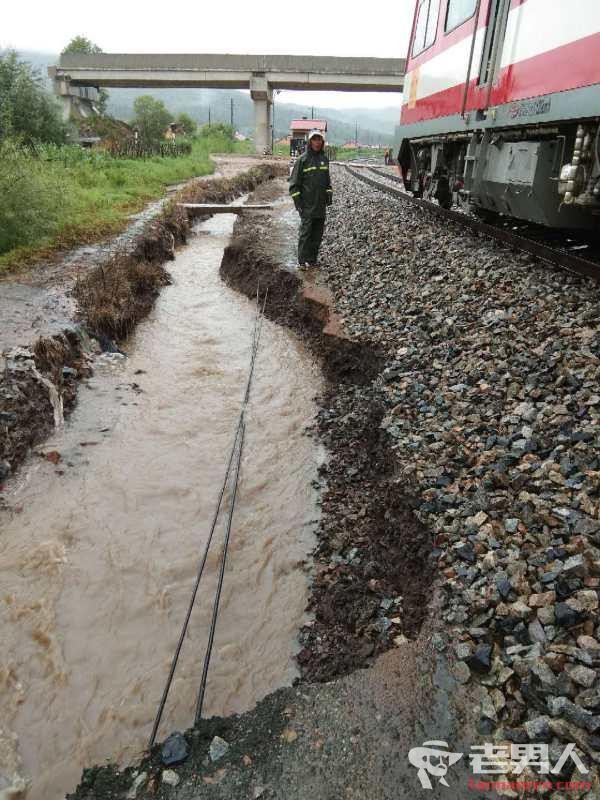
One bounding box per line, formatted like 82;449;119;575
161;769;180;787
318;167;600;769
161;731;189;766
209;736;230;761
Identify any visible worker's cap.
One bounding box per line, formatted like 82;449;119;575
308;129;325;141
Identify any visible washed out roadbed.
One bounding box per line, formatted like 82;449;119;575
220;181;436;681
0;159;286;491
71;166;600;799
68;176;484;800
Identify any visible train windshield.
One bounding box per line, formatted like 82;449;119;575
412;0;441;55
445;0;477;31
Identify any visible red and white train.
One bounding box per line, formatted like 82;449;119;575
396;0;600;228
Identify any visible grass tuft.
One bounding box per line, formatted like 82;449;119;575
0;134;253;272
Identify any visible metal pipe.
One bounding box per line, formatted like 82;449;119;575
460;0;483;118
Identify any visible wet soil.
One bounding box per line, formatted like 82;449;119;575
0;331;90;496
220;182;384;388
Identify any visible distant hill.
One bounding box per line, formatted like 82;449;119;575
13;49;401;145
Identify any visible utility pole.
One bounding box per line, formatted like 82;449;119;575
230;98;234;128
311;106;314;119
208;107;211;127
355;121;358;147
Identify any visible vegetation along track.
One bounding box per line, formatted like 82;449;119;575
343;164;600;282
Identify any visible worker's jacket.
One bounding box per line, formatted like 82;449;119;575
289;148;332;219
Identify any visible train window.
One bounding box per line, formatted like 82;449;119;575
445;0;477;32
412;0;441;55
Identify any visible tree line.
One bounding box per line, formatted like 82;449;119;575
0;37;230;148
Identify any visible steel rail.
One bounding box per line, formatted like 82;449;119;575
343;164;600;282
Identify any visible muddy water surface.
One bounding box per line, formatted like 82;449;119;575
0;209;322;799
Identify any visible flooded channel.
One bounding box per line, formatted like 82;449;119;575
0;209;322;799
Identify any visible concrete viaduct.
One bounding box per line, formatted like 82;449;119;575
49;54;405;152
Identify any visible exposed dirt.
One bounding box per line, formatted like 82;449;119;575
220;191;383;387
299;394;435;682
0;331;90;495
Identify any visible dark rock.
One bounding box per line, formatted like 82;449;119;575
456;543;476;563
161;732;189;766
525;715;552;741
555;602;586;628
496;575;513;599
467;644;493;673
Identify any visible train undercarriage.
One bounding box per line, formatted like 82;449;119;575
399;120;600;230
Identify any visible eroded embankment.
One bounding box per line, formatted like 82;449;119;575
220;203;436;682
2;197;323;800
65;177;468;800
0;164;286;490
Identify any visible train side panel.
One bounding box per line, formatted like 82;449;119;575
397;0;600;228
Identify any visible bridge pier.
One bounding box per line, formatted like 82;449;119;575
49;70;100;122
53;78;75;122
250;75;273;154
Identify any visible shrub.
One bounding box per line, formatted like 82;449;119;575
0;141;71;253
199;122;234;140
0;50;69;144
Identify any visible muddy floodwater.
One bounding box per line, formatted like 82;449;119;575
0;209;322;799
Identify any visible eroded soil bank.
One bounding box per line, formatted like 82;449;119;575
65;176;481;800
1;191;321;799
0;157;286;489
219;180;436;682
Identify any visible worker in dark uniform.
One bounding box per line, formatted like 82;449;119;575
289;130;333;268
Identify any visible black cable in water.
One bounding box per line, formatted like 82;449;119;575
148;286;268;750
194;420;245;724
147;421;243;750
193;288;268;723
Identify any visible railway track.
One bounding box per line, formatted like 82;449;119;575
342;163;600;282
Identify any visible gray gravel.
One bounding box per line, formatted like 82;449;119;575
319;166;600;784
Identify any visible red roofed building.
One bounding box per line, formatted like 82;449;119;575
289;118;328;156
290;118;328;136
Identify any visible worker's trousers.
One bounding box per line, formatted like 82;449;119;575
298;216;325;265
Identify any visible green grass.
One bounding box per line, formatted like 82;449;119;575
333;147;388;161
273;142;291;157
272;142;388;162
0;134;254;272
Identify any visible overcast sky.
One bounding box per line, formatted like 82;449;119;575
3;0;414;109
